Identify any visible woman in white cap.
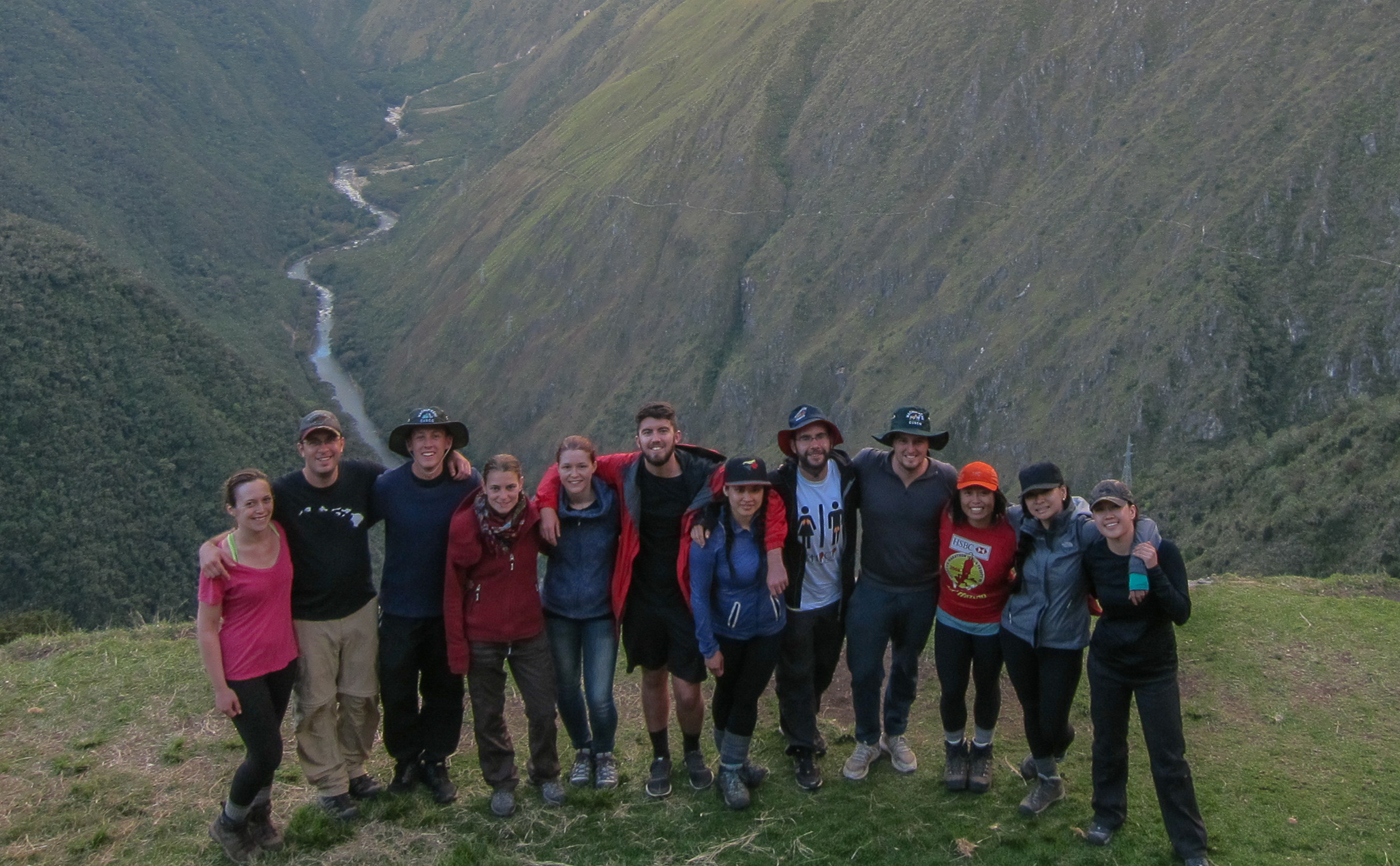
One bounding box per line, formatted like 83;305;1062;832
690;456;788;810
1079;479;1211;866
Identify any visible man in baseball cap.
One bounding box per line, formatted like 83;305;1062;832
842;405;957;781
768;405;859;790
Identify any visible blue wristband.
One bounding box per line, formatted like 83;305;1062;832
1128;571;1149;591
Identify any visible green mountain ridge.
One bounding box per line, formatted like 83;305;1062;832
312;0;1400;576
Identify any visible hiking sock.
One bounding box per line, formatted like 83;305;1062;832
223;800;252;823
252;787;272;808
713;728;726;754
719;733;751;768
1034;756;1058;779
649;729;670;760
944;729;965;746
973;727;995;747
682;732;702;755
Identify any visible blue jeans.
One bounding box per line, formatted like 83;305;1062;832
544;613;619;754
845;581;937;745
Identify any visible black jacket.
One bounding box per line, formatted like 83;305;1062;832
769;450;860;613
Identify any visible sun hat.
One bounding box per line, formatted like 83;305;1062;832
777;404;844;456
387;407;470;458
873;406;949;450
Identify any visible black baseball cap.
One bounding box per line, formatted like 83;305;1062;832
723;456;771;486
1089;479;1136;508
1018;462;1066;495
298;409;342;441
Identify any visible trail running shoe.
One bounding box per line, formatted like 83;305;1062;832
880;733;918;773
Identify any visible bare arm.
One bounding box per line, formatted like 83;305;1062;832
196;602;240;718
198;532;235;580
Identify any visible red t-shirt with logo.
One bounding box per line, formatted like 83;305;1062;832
937;508;1017;624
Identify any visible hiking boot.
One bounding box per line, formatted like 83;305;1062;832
967;742;994;793
389;760;421;795
421;761;457;804
717;766;751;810
208;811;256;863
1018;776;1066;816
569;749;594;787
794;753;823;791
645;756;673;799
490;787;516;818
814;730;828;758
842;741;882;780
944;740;970;791
1018;752;1038;781
317;792;360;821
246;801;283;852
539;779;567;806
880;733;918;773
739;761;768;788
348;772;384;800
684;750;714;790
594;751;619;789
1184;858;1215;866
1084;818;1115;846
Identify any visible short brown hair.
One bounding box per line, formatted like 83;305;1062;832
556;435;598;463
482;453;524;482
223;468;271;508
635;401;677;428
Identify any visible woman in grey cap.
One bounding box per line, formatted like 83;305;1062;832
1000;462;1159;818
1079;480;1211;866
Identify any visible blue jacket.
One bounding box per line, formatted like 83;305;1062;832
689;514;786;658
542;478;621;620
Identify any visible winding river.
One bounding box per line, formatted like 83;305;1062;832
286;160;400;465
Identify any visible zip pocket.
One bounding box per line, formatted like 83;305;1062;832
727;602;741;629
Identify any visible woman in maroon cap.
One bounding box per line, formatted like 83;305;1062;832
935;461;1017;794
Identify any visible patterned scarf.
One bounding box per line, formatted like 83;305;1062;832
474;491;527;554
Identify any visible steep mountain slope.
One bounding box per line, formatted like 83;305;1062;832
0;213;309;626
321;0;1400;575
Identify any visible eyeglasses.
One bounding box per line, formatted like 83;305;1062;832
794;431;829;444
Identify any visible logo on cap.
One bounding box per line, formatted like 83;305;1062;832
906;409;928;427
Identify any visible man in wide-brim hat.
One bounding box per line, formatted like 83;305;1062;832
841;405;957;783
387;407;470;458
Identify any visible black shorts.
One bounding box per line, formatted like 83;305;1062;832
622;599;707;684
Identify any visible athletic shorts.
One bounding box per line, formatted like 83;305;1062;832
622;598;707;684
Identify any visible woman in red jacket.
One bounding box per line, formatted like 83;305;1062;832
445;454;564;818
934;461;1017;794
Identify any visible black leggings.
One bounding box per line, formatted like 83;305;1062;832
1001;631;1082;760
226;660;297;807
711;633;782;738
933;620;1003;735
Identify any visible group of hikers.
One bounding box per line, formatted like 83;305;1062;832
195;400;1213;866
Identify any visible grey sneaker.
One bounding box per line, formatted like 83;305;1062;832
645;756;673;799
490;787;516;818
1019;776;1066;816
245;801;283;852
1084;818;1115;846
540;779;567;806
594;751;619;789
569;749;593;787
842;741;882;780
208;812;256;863
967;742;994;793
717;766;750;810
880;733;918;773
944;739;970;791
684;749;714;790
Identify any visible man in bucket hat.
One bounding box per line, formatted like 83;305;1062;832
769;405;860;790
841;406;957;781
374;408;481;804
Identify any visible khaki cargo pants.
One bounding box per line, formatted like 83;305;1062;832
293;598;380;797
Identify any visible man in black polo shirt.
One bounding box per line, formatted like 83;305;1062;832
841;406;957;781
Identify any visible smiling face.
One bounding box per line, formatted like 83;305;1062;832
1023;486;1067;525
407;427;451;479
226;479;274;533
484;468;523;516
557;448;596;501
297;429;344;483
1091;500;1137;542
725;483;766;525
890;433;930;476
960;485;996;528
636;416;681;469
792;423;831;474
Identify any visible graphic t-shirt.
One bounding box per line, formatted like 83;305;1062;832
794;466;846;611
273;460;383;621
197;522;299;681
936;507;1017;632
631;467;695;609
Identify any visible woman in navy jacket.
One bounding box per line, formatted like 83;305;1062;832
1080;480;1211;866
690;457;788;810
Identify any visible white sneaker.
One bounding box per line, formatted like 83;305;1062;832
842;742;882;780
880;733;918;773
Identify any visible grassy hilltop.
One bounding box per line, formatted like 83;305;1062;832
1;574;1395;865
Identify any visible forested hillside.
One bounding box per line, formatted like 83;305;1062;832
312;0;1400;577
0;213;306;626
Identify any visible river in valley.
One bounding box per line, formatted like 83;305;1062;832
286;160;399;465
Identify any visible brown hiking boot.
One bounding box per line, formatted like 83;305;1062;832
246;801;284;852
967;742;994;793
944;740;970;791
208;811;256;863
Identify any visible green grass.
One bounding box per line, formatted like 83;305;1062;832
1;575;1396;864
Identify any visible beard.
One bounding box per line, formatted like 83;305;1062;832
642;443;676;466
